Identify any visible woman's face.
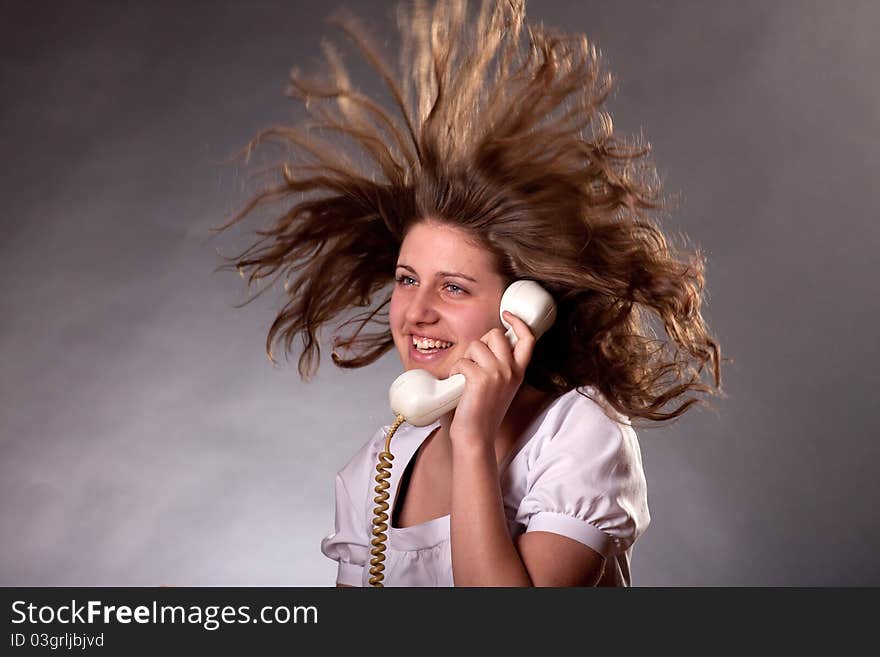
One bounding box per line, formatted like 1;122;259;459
389;220;507;379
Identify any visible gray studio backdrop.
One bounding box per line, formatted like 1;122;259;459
1;0;877;586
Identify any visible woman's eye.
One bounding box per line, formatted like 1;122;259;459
394;275;465;295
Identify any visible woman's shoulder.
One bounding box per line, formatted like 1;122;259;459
529;385;638;458
337;424;384;481
509;387;651;560
336;420;435;483
543;386;631;430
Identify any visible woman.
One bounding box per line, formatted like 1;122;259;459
214;0;722;586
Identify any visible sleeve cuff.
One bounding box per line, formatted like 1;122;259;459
336;561;365;587
525;511;617;559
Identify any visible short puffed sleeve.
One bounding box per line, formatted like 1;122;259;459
514;395;650;559
320;426;385;586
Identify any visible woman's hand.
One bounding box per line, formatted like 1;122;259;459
447;310;537;448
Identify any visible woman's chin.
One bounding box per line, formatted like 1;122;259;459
404;361;450;378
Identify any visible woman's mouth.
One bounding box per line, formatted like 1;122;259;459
408;335;454;362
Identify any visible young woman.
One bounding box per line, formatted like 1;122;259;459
215;0;722;586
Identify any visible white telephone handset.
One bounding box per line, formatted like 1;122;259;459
388;279;557;426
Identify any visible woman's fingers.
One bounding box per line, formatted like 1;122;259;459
501;310;536;373
461;338;497;372
456;311;537;383
480;328;516;378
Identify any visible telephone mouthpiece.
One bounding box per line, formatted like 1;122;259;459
389;369;466;427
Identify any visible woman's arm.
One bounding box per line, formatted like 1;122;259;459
450;439;605;587
448;314;606;586
516;532;605;587
450;440;532;586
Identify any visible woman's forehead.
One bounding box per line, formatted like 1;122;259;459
398;223;494;271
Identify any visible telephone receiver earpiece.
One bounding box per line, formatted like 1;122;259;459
388;280;557;427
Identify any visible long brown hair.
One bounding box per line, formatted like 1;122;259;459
213;0;724;425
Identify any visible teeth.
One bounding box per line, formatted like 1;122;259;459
412;335;453;350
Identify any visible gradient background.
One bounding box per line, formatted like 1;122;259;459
2;0;877;586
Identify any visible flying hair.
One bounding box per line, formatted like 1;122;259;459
212;0;724;425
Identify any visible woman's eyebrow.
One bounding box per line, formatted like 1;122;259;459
395;263;477;283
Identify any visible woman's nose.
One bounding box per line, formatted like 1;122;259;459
404;287;440;324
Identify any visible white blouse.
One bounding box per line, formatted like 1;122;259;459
321;386;651;586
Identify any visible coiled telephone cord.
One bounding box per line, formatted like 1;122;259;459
368;413;407;587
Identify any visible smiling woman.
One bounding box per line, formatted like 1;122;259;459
213;0;723;587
